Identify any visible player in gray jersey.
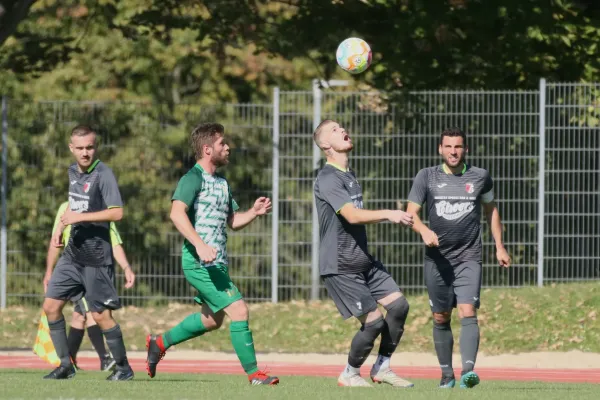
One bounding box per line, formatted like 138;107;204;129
313;119;414;388
407;127;511;389
42;125;134;381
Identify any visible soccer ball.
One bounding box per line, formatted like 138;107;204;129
336;37;372;74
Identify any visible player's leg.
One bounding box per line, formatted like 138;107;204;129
146;302;224;378
425;260;457;388
454;261;482;389
67;302;86;367
83;301;115;371
84;265;133;381
323;272;382;387
42;257;84;379
366;262;413;387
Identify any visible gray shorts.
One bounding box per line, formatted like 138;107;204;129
323;262;401;319
46;256;121;313
425;259;482;313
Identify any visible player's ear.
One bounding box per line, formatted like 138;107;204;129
438;144;442;156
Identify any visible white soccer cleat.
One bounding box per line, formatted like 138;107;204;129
337;371;373;387
370;367;414;388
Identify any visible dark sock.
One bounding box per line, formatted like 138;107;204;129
66;327;85;363
460;317;480;374
103;324;129;370
48;317;71;367
87;325;108;359
348;317;385;368
433;320;454;377
378;297;410;357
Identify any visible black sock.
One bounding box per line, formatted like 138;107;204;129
103;324;129;370
378;297;409;357
460;317;480;374
48;317;71;367
433;320;454;378
67;327;85;363
348;317;385;368
87;325;108;359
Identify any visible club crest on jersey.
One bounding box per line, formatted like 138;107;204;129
465;183;475;194
83;182;91;193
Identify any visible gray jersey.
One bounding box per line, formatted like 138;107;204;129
314;163;373;275
408;164;494;264
63;160;123;267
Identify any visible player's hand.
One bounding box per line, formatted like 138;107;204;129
387;210;413;227
496;246;511;268
195;243;217;263
43;272;52;293
252;197;272;216
123;266;136;289
420;228;439;247
60;209;82;226
51;230;64;248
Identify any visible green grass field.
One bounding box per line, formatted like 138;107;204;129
2;282;600;355
0;370;599;400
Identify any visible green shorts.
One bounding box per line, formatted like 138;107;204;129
183;264;243;313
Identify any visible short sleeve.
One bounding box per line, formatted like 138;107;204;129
481;171;494;203
109;222;123;246
318;173;352;213
228;184;240;216
407;168;429;207
99;167;123;209
172;170;203;209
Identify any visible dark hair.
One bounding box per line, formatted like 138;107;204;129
190;123;225;160
71;125;96;137
313;119;335;147
440;127;467;146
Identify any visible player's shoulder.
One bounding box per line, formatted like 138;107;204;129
95;161;115;175
467;165;491;178
315;164;344;185
414;165;438;178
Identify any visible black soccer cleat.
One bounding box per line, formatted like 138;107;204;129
101;355;116;372
43;365;77;380
439;375;456;388
106;366;134;381
146;334;166;378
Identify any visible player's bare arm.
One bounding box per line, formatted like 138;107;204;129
228;197;272;231
170;199;216;263
483;201;511;267
113;244;135;288
406;202;439;247
60;207;123;225
43;239;61;292
339;203;413;226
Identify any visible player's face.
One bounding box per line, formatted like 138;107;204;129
324;122;353;153
439;135;467;167
69;133;97;169
208;135;230;167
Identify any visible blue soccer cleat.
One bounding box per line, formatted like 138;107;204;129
460;371;480;388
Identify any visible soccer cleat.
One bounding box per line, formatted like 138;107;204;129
101;355;116;372
460;371;480;388
337;371;373;387
106;366;134;381
43;365;76;380
439;375;456;388
370;367;414;388
248;369;279;385
146;334;166;378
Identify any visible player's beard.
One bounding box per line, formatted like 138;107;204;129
443;153;465;168
212;153;229;167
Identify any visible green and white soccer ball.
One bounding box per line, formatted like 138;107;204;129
336;37;372;74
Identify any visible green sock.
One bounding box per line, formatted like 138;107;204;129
162;313;206;349
230;321;258;374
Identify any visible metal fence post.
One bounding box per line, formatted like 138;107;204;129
1;96;8;309
271;88;280;303
311;80;322;301
537;78;546;288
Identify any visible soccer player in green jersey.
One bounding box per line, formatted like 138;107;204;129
146;123;279;386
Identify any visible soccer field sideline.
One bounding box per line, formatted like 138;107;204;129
2;353;600;384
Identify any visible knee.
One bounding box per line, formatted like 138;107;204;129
433;312;451;326
225;300;249;322
361;314;385;336
71;312;85;325
204;312;225;331
42;299;63;318
90;311;112;326
458;304;476;319
384;296;409;322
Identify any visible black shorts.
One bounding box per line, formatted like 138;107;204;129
73;298;91;315
424;259;482;313
45;256;121;313
323;262;401;319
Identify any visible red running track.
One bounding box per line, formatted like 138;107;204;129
2;355;600;384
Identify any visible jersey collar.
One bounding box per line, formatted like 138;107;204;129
326;161;348;172
442;162;467;175
86;159;100;173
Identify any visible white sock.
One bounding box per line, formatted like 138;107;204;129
372;355;391;374
344;363;361;376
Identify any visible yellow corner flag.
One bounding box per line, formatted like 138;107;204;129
33;311;60;367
